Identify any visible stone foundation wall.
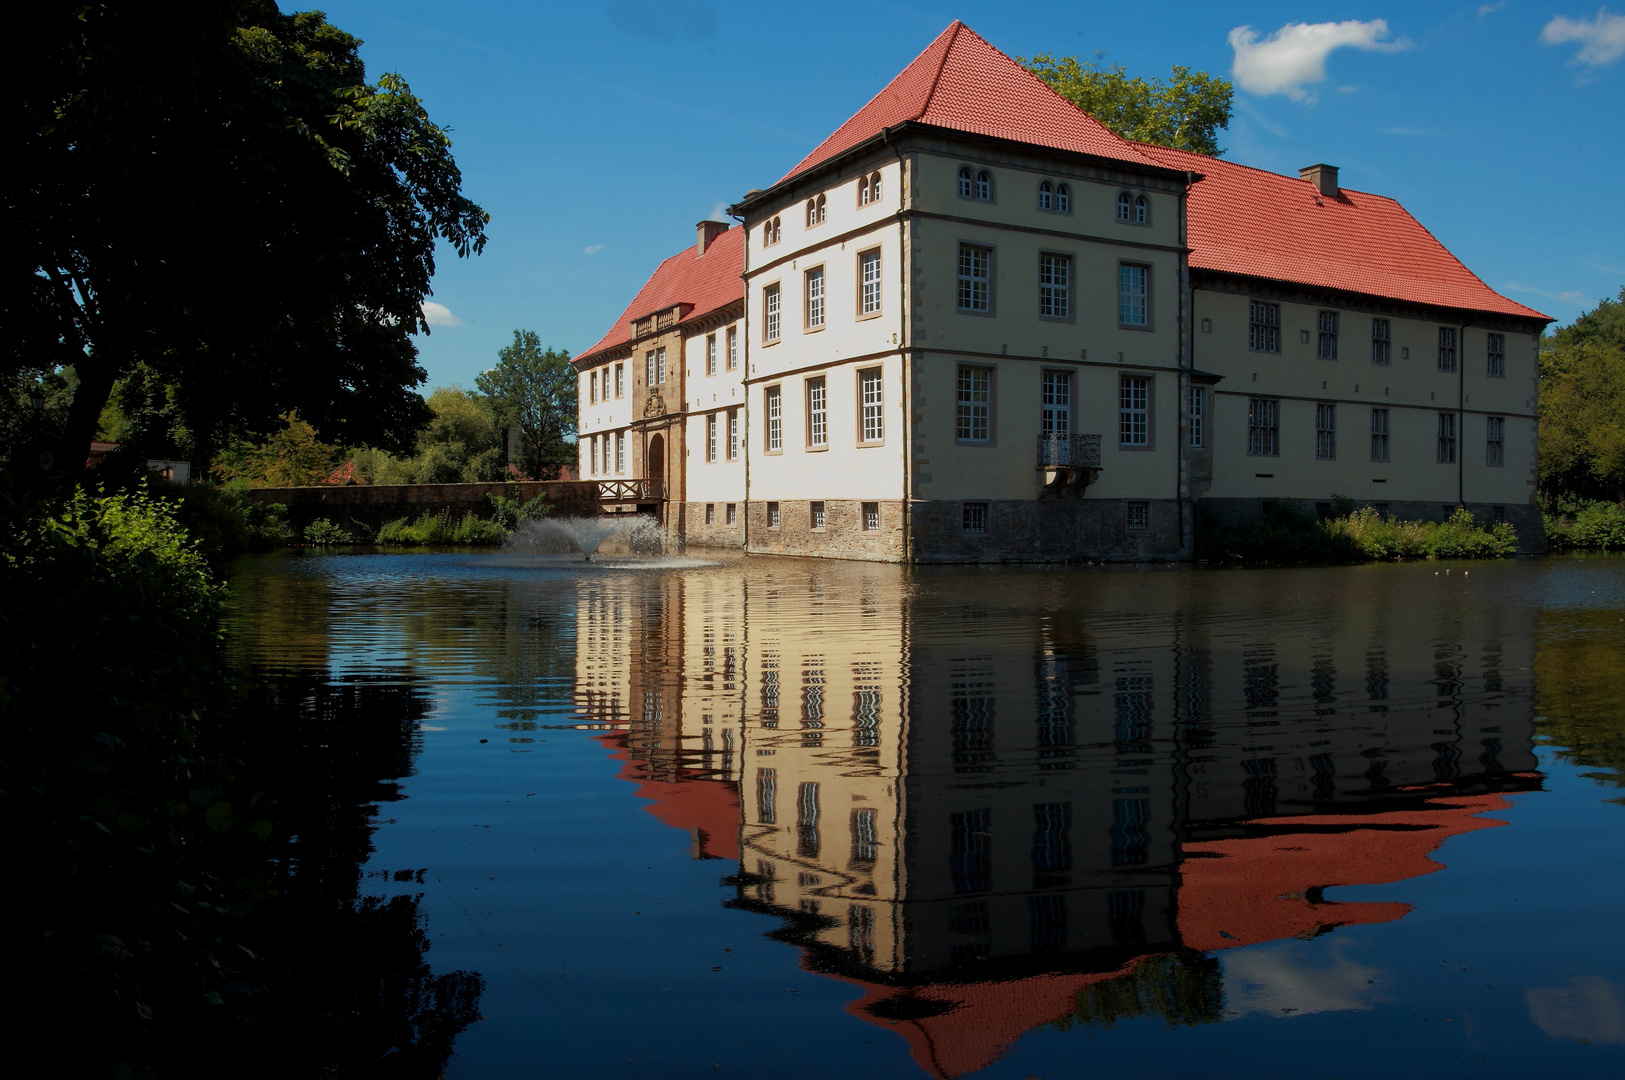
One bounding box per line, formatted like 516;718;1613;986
745;499;906;562
909;498;1186;563
1194;497;1548;555
246;480;601;534
676;501;746;549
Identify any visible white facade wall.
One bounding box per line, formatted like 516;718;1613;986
577;358;634;479
683;319;747;504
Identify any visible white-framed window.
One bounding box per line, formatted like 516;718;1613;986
1437;412;1457;463
1316;402;1336;460
656;347;666;383
957;244;991;312
645;350;656;386
763;216;781;246
705;503;715;525
1438;327;1457;372
1056;183;1070;212
806;376;827;448
1317;311;1339;359
1119;375;1150;446
860;368;883;443
859;171;881;206
616;431;625;472
1038;180;1053;210
728;408;739;460
1039;253;1071;319
1487;333;1505;378
862;502;879;532
1117;191;1132;221
1042;371;1071;436
962;502;988;534
958;166;992;200
767;501;781;528
805;194;826;227
956;366;991;442
1370;408;1389;462
589;370;598;404
859;249;882;315
1119;263;1149;326
1248;397;1279;456
1189;386;1206;448
1250;301;1281;353
726;326;738;370
764;284;781;342
1126;501;1149;532
1371;318;1391;365
1117;191;1148;224
726;502;737;525
1486;415;1505;466
766;385;782;451
590;436;598;475
810;501;827;529
805;267;824;329
706;333;717;376
707;414;718;462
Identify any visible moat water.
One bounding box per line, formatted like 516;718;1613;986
225;551;1625;1078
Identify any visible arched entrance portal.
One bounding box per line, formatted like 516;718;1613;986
646;433;665;488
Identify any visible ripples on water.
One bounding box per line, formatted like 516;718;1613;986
224;552;1625;1078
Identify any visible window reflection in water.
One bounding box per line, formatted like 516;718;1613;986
569;562;1539;1076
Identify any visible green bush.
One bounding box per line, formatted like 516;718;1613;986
1546;500;1625;550
1200;505;1517;564
303;517;351;545
375;508;507;546
487;491;553;531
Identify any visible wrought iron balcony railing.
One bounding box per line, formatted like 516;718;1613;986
1037;433;1102;470
596;478;666;502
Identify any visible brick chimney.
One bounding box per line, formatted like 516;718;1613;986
697;220;728;255
1299;163;1339;197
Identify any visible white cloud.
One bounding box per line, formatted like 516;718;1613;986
1503;282;1589;306
1229;20;1414;102
1478;2;1508;15
1541;8;1625;65
710;200;730;222
583;244;605;255
420;301;462;327
1224;941;1387;1018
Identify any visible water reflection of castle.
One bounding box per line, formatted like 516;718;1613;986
574;562;1538;1077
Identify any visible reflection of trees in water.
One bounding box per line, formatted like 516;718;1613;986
1055;952;1224;1031
226;669;485;1076
1535;608;1625;791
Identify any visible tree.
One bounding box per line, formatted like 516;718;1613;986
1539;287;1625;505
1020;54;1233;156
475;330;577;479
350;387;507;485
5;1;489;479
212;411;340;488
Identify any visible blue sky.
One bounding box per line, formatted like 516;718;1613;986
299;1;1625;390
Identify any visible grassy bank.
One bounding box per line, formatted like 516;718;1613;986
1198;504;1518;564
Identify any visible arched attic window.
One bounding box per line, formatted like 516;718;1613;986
1056;183;1071;212
806;198;817;227
975;170;991;200
1134;194;1149;224
763;216;781;246
1038;180;1053;210
958;166;973;198
870;171;881;202
1117;191;1133;221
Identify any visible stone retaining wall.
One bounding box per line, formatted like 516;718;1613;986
909;498;1185;563
1194;497;1548;556
247;480;601;535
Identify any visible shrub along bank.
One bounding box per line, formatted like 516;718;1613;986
1;477;481;1076
1198;504;1519;564
1545;499;1625;551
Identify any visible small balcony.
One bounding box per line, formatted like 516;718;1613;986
1037;434;1102;499
597;478;666;503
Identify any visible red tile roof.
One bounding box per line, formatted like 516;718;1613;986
780;21;1165;184
1135;143;1549;320
576;225;745;364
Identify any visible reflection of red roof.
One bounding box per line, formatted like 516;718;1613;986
576;226;745;363
832;964;1138;1080
1134;142;1548;320
781;22;1162;184
1177;792;1513;952
592;732;740;860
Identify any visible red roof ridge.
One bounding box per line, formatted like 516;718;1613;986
575;224;746;363
914;20;962;123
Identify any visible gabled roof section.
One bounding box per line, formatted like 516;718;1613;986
577;225;745;363
780;21;1165;183
1133;143;1549;321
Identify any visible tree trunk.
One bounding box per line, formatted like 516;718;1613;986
52;351;119;481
